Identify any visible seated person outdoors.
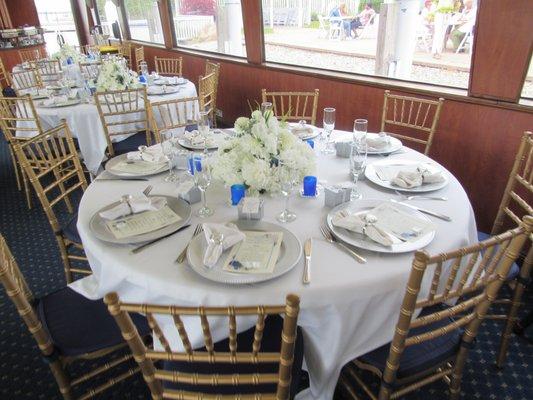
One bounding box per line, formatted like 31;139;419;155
450;0;476;51
350;2;376;38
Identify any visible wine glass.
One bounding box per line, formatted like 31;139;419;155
192;154;213;217
349;141;368;200
276;161;298;223
198;111;210;154
353;119;368;143
322;107;336;154
162;131;177;182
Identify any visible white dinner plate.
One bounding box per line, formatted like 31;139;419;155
105;153;169;177
187;220;302;285
38;99;81;108
89;195;192;245
365;159;449;193
147;86;181;96
178;134;228;150
365;132;403;155
288;123;320;140
326;199;436;253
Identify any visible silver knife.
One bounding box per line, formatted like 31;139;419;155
130;224;191;254
303;238;312;284
391;200;452;221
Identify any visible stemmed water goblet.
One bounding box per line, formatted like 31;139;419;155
321;107;336;154
162;131;178;182
353;119;368;143
191;153;214;217
276;161;298;223
349;140;368;200
198;111;210;154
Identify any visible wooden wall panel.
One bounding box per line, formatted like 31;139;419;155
5;0;39;27
469;0;533;102
142;45;532;232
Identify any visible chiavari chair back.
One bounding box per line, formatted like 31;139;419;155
105;292;302;400
341;216;532;400
198;71;217;127
261;89;320;126
154;56;183;76
380;90;444;155
94;87;152;157
18;48;42;63
12;121;90;283
486;131;533;367
10;68;43;96
135;46;145;72
149;96;200;143
0;57;11;89
0;233;150;399
79;60;102;81
117;41;133;67
32;58;62;85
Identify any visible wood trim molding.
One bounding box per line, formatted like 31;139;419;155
157;0;174;49
241;0;264;65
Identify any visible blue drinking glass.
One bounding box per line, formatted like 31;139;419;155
303;176;317;196
230;184;246;206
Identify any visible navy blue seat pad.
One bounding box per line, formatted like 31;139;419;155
112;132;148;156
37;287;150;357
477;231;520;280
162;315;304;399
61;213;81;243
358;304;461;379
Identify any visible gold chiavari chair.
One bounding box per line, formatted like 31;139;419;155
380;90;444;155
105;292;304;399
33;58;62;85
154;56;183;76
149;96;200;143
10;68;43;96
0;57;11;89
340;216;532;400
12;121;91;283
117;40;133;67
18;47;42;63
482;131;533;367
261;89;320;126
135;46;145;72
205;60;220;127
79;61;102;81
0;95;45;208
198;72;217;128
0;234;151;400
94;87;153;157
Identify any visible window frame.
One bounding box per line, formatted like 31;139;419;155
121;0;166;45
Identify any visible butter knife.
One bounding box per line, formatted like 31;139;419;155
130;224;191;254
303;238;312;284
391;199;452;221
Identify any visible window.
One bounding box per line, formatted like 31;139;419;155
34;0;79;55
262;0;477;89
95;0;120;38
124;0;165;44
169;0;246;57
521;56;532;100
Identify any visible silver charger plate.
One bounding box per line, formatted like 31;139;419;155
365;159;449;193
105;153;169;177
39;99;81;108
186;220;302;285
147;86;181;96
288;123;320;140
365;133;403;155
89;195;191;245
178;134;227;150
326;199;435;253
154;78;188;86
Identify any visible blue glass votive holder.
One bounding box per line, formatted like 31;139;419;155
194;156;202;172
138;75;147;84
188;156;194;175
66;56;73;65
230;184;246;206
306;139;314;149
303;176;317;196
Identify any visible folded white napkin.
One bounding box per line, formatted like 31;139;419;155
366;133;390;151
392;165;445;188
42;95;68;106
332;211;394;246
99;195;166;220
127;144;167;163
203;223;246;268
290;124;314;138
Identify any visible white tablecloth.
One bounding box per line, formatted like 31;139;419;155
15;81;198;174
72;132;477;400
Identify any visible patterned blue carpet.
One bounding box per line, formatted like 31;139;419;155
0;136;531;399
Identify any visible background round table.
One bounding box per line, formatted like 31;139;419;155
72;131;477;400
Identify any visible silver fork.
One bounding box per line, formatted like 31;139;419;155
175;223;203;264
143;185;153;196
394;190;447;201
320;224;367;264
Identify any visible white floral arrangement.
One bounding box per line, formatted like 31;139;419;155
52;43;83;64
95;59;140;91
212;110;317;194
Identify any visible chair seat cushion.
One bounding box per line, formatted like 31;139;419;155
477;231;520;280
162;315;304;399
112;132;148;156
61;213;81;243
37;287;150;357
358;305;461;379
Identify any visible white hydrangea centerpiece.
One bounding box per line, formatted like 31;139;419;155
52;43;82;64
212;110;317;194
95;58;140;92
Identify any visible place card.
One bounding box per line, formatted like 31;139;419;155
367;203;434;242
105;206;182;239
176;180;201;204
222;231;283;274
238;197;264;220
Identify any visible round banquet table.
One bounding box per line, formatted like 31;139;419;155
14;77;198;175
72;131;477;400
